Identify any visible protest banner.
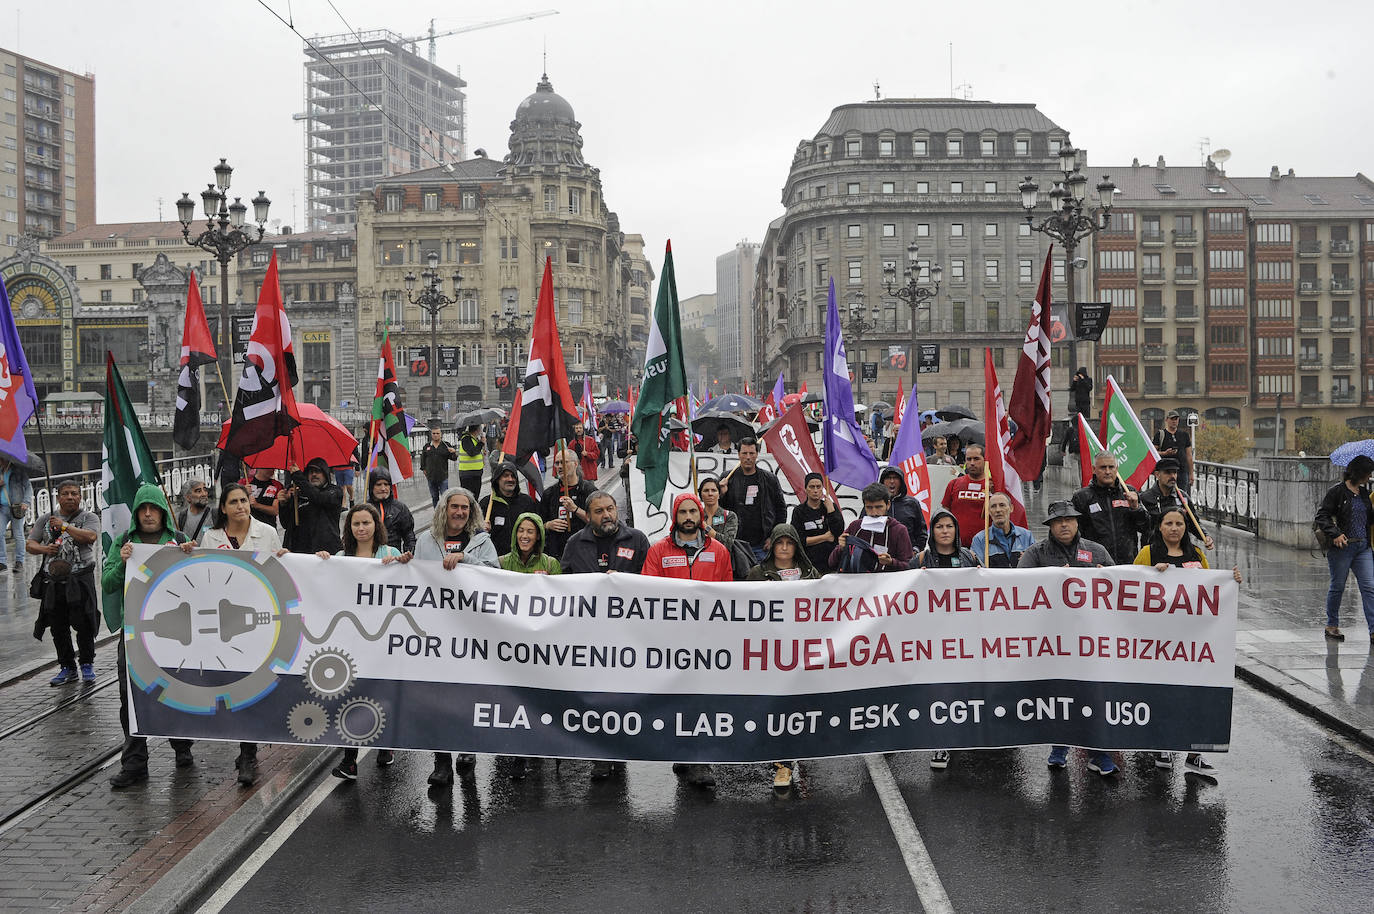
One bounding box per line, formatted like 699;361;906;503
125;546;1236;762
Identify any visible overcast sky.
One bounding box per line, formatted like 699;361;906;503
6;0;1372;296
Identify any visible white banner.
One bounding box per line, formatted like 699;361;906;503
126;546;1236;761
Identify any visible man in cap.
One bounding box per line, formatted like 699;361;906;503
1018;501;1117;776
1153;410;1194;490
1139;456;1213;548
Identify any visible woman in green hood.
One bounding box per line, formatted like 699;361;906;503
500;512;561;575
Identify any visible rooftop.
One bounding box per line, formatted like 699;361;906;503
815;99;1066;138
372;157;504;188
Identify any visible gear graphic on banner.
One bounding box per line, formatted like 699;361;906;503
287;702;330;742
336;697;387;745
304;648;356;700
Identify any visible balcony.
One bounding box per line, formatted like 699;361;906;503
1142;305;1167;321
1177;382;1200;395
1175;303;1199;320
1331;277;1356;294
1298;240;1322;255
1141;230;1165;245
1175;343;1200;359
1172;229;1197;245
1330;240;1356;255
22;77;61;100
1142;343;1168;360
1141;268;1166;283
1143;381;1168;395
1173;265;1198;282
1299;354;1324;370
1298;315;1324;331
1298;278;1322;293
1299;391;1325;405
1332;354;1357;370
1333;389;1358;404
22;102;60;122
1330;315;1356;331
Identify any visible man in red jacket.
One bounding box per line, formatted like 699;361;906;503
941;444;989;546
569;422;602;483
643;493;733;582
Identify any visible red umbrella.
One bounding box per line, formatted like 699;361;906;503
217;403;359;470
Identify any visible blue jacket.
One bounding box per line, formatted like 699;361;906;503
1;462;30;513
970;523;1034;569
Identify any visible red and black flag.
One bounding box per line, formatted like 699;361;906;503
173;270;218;450
369;328;414;480
502;257;579;463
221;251;299;458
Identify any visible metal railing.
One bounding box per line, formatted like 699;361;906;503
25;454;217;519
1191;460;1259;534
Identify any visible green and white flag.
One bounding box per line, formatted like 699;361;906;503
1098;375;1160;488
630;241;688;509
101;353;161;563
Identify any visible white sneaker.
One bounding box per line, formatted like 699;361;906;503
1154;752;1174;770
929;750;950;770
1184;754;1218;780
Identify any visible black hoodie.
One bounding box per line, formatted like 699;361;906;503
479;461;538;556
879;467;929;552
282;457;344;554
366;468;416;553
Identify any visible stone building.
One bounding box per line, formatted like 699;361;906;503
353;75;651;420
716;241;758;391
753;98;1072;410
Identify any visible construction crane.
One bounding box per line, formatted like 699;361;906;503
406;11;560;64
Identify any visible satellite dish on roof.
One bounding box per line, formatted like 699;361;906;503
1210;148;1232;164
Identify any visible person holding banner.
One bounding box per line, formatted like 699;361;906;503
830;484;914;574
500;513;562;576
1134;507;1240;779
481;462;539;557
560;490;650;576
880;466;928;552
914;510;979;570
279;458;345;556
1071;452;1151;565
721;438;787;562
970;493;1034;569
415;486;500;786
790;473;844;575
320;503;408;781
1018;501;1117;776
540;451;597;560
643;493;734;582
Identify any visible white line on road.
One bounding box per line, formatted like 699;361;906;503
864;753;955;914
194;751;358;914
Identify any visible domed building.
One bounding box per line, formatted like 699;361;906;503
355;74;653;418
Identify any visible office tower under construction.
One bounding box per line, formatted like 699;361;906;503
302;29;465;230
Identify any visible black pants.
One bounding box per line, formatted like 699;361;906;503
459;471;483;498
48;576;97;668
117;638;193;773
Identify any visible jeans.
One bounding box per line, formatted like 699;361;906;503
0;507;23;567
427;476;447;507
1325;541;1374;629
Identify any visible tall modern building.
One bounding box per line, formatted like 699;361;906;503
753;99;1072;410
716;240;758;391
0;48;95;257
302;30;466;231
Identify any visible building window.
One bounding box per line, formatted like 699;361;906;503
1101;288;1137;311
1048;138;1062;155
338;242;352;259
1257;337;1293;357
568;188;583;214
1256;260;1293;282
916;223;930;237
987;301;1000;331
380;240;405;265
985;259;999;282
881;182;895;195
573;342;585;365
879;138;894;156
567;290;584;325
1019;259;1033;283
1256;298;1293;319
845;138;860;157
916;182;930;194
913;138;928;156
950;181;963;194
1207;211;1246;233
462;190;478;210
985;223;998;237
99;264;112;280
457;297;479;324
99;289;112;302
848;260;862;283
1098;250;1136;271
458;240;480;265
984;181;997;194
950;223;964;238
847;224;861;239
953;301;966;331
384;193;401;212
1015;138;1030;156
981;138;995;156
882;223;897;237
423;191;439;211
566;241;582;264
252;248;270;266
1255;222;1291;244
1018;223;1032;238
847;182;861;195
1208;249;1245;270
285;245;301;263
950;260;965;281
947;137;962;156
132;288;143;303
543;186;558;213
1209;287;1245;308
815;262;828;284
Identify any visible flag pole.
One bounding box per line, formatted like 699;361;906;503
30;404;53;510
982;488;991;567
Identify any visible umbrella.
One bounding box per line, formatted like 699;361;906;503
456;407;504;427
217;404;359;470
921;418;985;447
692;410;756;445
1329;440;1374;466
700;392;764;413
919;409;939;423
870;401;895;416
24;451;48;475
934;405;977;421
600;400;632;414
758;415;820;436
801;391;824;404
853;404;868;413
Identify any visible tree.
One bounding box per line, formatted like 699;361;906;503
1195;423;1246;465
679;326;720;389
1295;419;1364;456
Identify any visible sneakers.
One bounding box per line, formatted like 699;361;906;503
109;767;148;789
589;760;614;780
11;563;19;575
1154;752;1174;770
676;763;715;787
1184;754;1219;780
332;759;358;780
80;663;95;683
929;750;951;770
772;762;793;790
376;749;395;767
49;666;77;686
174;748;195;768
508;758;527;781
236;754;259;786
1046;746;1069;768
1087;753;1118;776
428;756;454;787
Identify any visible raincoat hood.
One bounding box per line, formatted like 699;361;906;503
126;482;178;541
508;511;547;557
305;457;334;479
880;466;909;497
928;508;963;555
101;482;179;633
764;522;818;576
670;492;707;535
492;461;522;498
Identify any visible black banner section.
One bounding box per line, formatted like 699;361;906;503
861;362;879;382
408;346;431;377
886;344;909;371
437;345;459;377
132;673;1232;762
917;344;940;374
1074;301;1112;341
1050;303;1076;343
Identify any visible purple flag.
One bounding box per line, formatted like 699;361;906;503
886;376;933;526
0;277;39;463
821;278;878;489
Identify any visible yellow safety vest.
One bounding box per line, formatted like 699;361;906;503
458;435;484;473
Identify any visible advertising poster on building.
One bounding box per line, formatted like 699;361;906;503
886;344;909;371
861;362;879;383
408;346;431;377
917;344;940;374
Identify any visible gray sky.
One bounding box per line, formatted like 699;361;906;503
7;0;1373;296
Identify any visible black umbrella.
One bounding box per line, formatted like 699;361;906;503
455;407;505;427
921;418;985;447
934;405;977;422
869;401;895;416
700;392;764;413
692;410;756;445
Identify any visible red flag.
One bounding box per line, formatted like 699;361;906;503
222;252;300;458
760;403;839;504
1006;248;1054;480
983;348;1028;528
503;258;579;462
893;377;906;429
173;271;218;450
1076;413;1107;487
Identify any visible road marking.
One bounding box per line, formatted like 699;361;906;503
194;751;358;914
864;753;955;914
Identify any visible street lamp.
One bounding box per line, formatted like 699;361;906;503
404;250;462;421
1019;146;1116;365
846;289;880;404
490;306;532;401
883;242;942;386
176;159;271;393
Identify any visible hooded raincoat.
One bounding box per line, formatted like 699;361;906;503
499;512;562;574
915;508;981;568
367;468;416;553
746;524;821;581
100;482;186;632
642;493;734;581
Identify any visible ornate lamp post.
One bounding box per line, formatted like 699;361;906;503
176;159;270;399
846;289;880;404
1018;147;1115;366
490;307;532;401
404;250;461;420
883;242;942;386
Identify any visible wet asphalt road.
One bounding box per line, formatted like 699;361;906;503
210;684;1374;914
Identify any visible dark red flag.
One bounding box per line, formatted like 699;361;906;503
502;258;579;462
1006;248;1054;479
173;270;218;450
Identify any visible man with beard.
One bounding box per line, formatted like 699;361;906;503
720;437;786;561
175;478;216;543
366;468;417;553
279;457;345;555
540;451;598;559
1071;451;1150;565
1139;456;1213;548
879;466;928;552
481;461;539;557
643;493;733;582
